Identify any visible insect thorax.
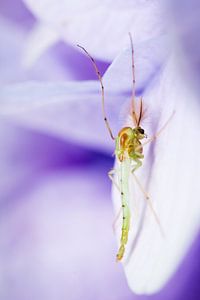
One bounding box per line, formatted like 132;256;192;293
115;126;145;162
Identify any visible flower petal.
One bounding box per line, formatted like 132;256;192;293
113;54;200;293
0;81;125;152
23;22;59;68
103;35;170;94
0;133;132;299
23;0;165;61
0;17;71;83
167;0;200;92
0;0;34;28
0;119;85;205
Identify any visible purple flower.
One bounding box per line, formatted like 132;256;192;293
0;1;200;299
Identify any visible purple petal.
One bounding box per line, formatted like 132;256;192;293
0;118;91;204
167;0;200;93
0;0;35;28
0;16;105;84
0;17;71;83
0;81;125;152
0;121;132;299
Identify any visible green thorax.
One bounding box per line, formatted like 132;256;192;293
115;126;146;162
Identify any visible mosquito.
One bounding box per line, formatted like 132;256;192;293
77;34;174;261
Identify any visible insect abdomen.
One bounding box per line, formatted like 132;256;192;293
116;203;130;261
116;159;131;261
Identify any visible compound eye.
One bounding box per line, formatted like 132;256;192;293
138;128;144;134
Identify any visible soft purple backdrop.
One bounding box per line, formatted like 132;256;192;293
0;0;200;299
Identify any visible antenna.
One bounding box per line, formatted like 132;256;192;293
77;44;115;140
128;33;138;126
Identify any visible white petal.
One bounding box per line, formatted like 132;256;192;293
103;35;170;93
23;0;97;20
23;0;165;61
113;54;200;293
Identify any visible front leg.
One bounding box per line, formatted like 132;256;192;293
132;156;143;173
108;169;120;192
142;111;175;147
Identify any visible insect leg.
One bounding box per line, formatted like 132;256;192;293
108;169;120;192
131;171;150;200
130;158;147;217
131;168;165;237
108;169;122;232
142;111;175;147
131;157;142;173
77;44;115;140
112;208;123;234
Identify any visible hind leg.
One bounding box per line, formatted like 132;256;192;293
108;169;122;232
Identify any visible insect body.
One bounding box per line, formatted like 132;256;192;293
77;34;173;261
77;35;148;261
115;123;147;260
116;126;146;163
116;158;131;261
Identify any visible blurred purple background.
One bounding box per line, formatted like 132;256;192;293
0;0;200;299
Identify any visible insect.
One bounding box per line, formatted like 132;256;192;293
77;34;174;261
